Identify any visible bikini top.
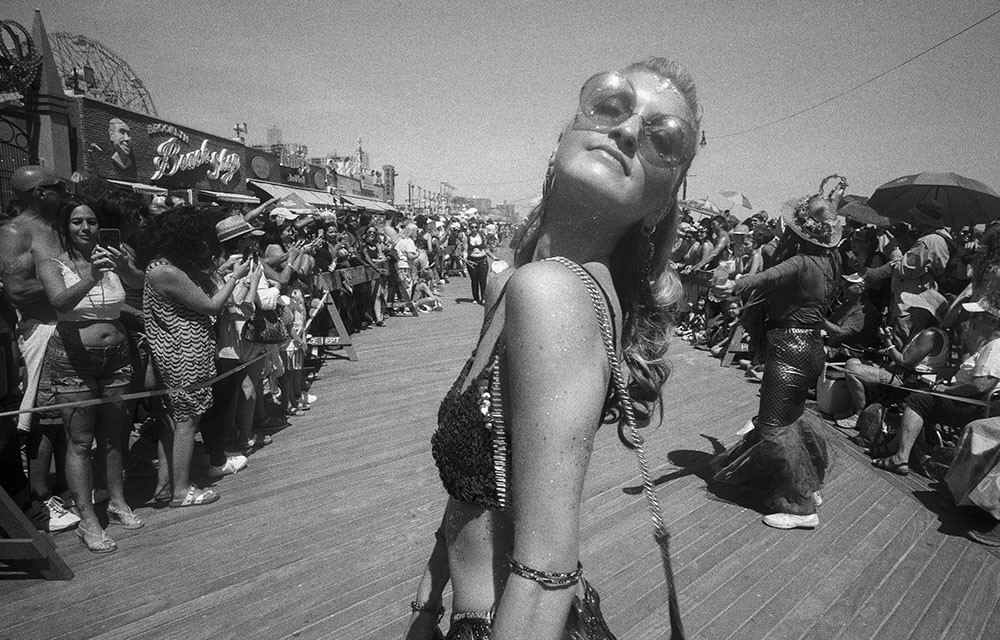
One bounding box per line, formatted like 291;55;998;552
51;258;125;322
431;257;617;510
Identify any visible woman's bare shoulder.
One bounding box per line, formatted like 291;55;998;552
145;261;186;288
505;260;605;340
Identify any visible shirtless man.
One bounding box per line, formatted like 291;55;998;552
0;165;80;531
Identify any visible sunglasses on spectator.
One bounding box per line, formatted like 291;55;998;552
573;71;697;169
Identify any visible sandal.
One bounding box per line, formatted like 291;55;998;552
871;457;910;476
866;441;895;458
77;523;117;554
107;505;145;530
149;486;172;506
169;486;220;508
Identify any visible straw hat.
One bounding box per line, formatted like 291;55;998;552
216;215;264;243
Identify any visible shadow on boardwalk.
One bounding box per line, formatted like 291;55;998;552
2;277;998;640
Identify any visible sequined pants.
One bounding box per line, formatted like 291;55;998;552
757;327;825;430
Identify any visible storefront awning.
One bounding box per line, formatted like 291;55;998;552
340;194;396;213
107;179;168;196
247;180;339;208
198;190;260;204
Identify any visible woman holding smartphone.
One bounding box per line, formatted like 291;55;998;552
36;199;144;553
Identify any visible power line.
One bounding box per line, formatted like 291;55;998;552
716;8;1000;140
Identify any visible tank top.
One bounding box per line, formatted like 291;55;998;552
910;326;951;375
51;258;125;322
431;258;617;510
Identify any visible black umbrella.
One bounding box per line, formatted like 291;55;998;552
867;172;1000;228
837;194;892;228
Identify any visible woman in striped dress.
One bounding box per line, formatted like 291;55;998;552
139;206;250;507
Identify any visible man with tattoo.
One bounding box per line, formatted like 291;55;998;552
0;165;80;531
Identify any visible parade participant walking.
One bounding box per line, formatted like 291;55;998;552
36;200;144;552
407;57;702;639
0;165;80;532
712;176;847;530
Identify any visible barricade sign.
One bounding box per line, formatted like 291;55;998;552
304;291;358;361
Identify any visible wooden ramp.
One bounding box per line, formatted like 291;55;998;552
1;277;998;640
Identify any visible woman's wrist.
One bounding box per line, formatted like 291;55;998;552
409;600;444;621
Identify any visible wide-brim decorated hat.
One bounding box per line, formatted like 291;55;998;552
783;202;843;248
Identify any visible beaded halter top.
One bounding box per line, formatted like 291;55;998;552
431;257;616;511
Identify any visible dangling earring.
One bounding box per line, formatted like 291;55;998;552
640;220;656;278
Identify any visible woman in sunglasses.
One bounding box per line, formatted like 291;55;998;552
406;58;702;640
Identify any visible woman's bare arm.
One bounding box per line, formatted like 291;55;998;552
491;261;611;640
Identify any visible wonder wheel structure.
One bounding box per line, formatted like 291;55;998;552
50;32;157;116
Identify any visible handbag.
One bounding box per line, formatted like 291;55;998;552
548;257;687;640
241;305;289;344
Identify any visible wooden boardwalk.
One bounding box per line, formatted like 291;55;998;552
2;276;999;640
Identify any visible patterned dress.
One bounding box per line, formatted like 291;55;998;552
143;259;216;422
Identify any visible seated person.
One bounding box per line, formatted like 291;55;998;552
870;296;1000;475
944;416;1000;546
823;275;880;360
412;269;443;312
844;288;950;417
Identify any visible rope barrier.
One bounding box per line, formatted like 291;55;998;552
824;361;994;408
0;352;269;418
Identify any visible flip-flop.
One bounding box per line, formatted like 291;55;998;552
169;486;220;508
871;457;909;476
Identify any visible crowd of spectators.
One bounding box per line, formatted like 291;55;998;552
674;201;1000;544
0;164;503;555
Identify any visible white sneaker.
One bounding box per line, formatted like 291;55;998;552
305;394;317;404
25;496;81;532
762;512;819;530
208;455;248;479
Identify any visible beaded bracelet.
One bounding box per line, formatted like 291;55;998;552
410;601;445;621
507;555;582;589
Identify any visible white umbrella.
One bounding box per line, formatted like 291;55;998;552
680;197;721;217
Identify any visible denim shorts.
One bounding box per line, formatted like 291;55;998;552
48;331;134;396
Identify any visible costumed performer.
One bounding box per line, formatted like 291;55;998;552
712;176;846;530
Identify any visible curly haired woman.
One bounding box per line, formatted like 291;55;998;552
137;205;250;507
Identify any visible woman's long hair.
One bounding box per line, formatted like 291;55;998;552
135;205;219;275
513;57;703;434
54;198;89;261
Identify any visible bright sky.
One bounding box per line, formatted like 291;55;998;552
9;0;1000;217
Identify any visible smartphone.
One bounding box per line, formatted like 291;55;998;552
98;229;120;251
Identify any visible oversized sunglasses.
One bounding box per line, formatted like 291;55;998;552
572;71;697;169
